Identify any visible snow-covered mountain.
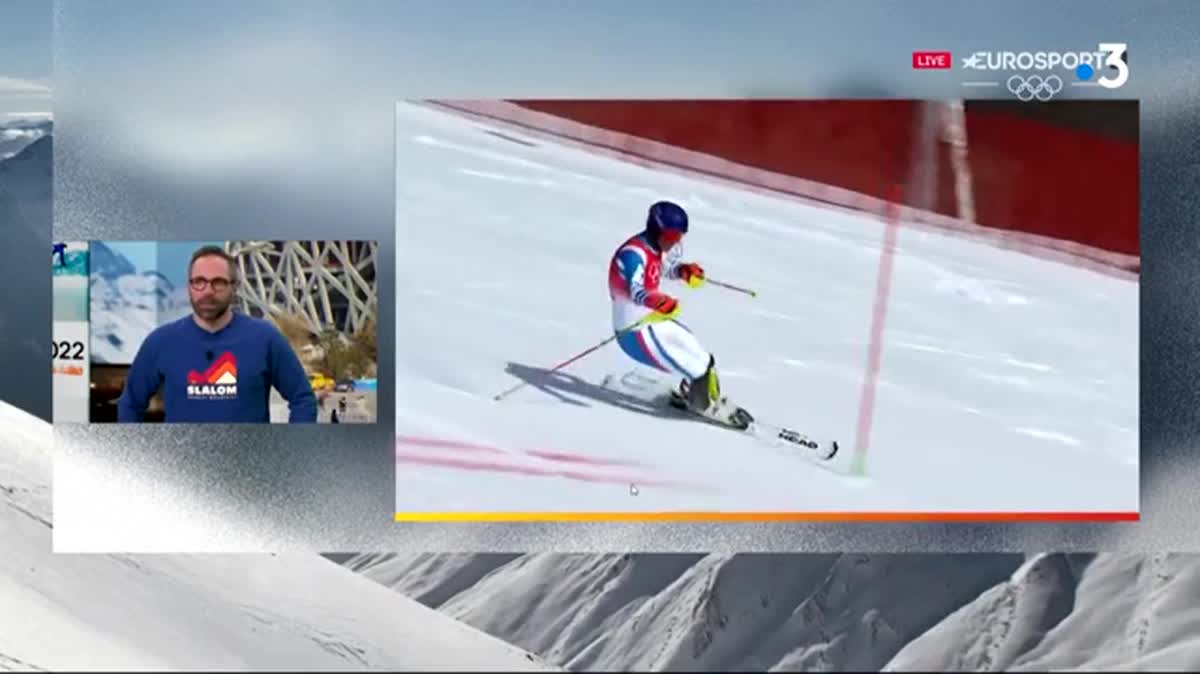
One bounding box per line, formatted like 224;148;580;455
0;133;50;232
0;133;52;421
87;239;138;279
0;118;50;160
0;400;557;671
337;551;1200;671
886;552;1200;671
88;241;192;364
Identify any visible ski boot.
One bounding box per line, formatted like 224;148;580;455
668;356;754;430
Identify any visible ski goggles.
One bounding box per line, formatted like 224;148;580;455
658;228;684;249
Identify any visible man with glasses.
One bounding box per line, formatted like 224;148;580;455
116;245;318;423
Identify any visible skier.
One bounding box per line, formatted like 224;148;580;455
607;200;752;428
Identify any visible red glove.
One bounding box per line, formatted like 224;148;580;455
677;262;705;288
644;291;680;319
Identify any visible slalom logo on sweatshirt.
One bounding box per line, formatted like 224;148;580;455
186;351;239;399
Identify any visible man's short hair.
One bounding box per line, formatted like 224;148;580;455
189;245;239;283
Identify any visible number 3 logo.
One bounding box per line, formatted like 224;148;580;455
1097;43;1128;89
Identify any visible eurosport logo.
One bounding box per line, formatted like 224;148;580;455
960;43;1128;100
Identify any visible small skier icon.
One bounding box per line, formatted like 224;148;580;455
52;242;67;267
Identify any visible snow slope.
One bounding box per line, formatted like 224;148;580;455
886;552;1200;671
340;552;1021;671
393;101;1138;514
339;551;1200;672
0;401;555;671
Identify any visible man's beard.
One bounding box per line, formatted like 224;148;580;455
191;296;231;321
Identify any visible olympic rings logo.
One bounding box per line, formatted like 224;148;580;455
1006;74;1064;102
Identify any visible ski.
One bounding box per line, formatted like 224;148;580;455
662;389;843;469
599;371;846;473
746;419;844;472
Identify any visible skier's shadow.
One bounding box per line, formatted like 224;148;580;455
502;362;684;421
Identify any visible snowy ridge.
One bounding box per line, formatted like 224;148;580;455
0;119;50;160
0;401;557;671
339;551;1200;671
0;134;51;236
340;552;1025;671
883;553;1080;671
891;553;1200;671
87;242;193;364
0;134;52;420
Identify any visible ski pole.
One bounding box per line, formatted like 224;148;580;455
492;313;664;402
705;277;757;298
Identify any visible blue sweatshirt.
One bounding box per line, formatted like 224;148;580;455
117;312;318;423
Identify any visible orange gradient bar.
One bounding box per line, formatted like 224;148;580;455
394;511;1140;523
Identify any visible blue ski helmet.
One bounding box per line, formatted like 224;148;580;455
646;201;688;244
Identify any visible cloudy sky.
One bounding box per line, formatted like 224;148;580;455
0;0;51;118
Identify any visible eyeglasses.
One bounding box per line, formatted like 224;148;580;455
189;276;234;291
